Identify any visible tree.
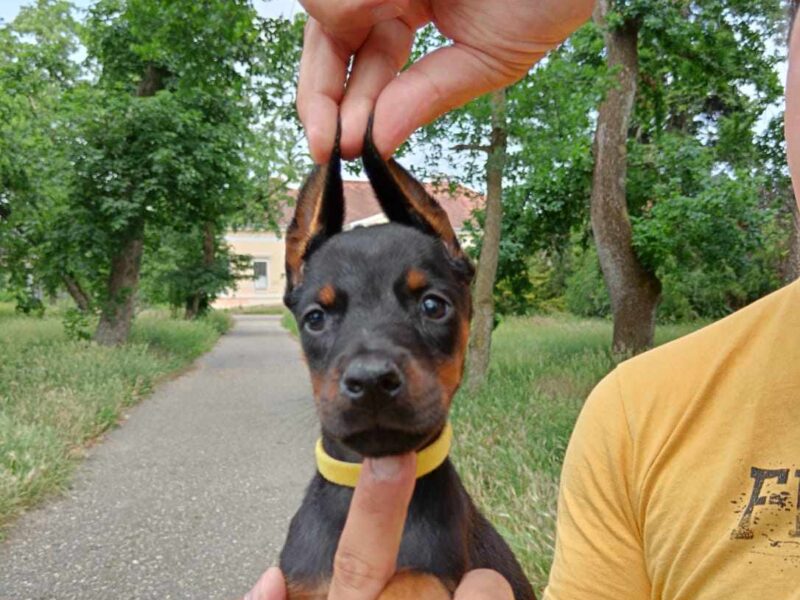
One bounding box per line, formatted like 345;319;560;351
139;223;250;317
1;2;306;333
591;1;660;354
489;25;606;315
465;89;507;390
0;0;84;312
72;0;276;344
411;25;605;383
590;0;784;352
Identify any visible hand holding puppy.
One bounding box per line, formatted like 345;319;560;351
244;454;514;600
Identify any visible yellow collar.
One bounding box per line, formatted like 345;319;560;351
315;422;453;488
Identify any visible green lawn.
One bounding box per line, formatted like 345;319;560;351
0;304;231;537
224;304;285;316
281;310;298;336
449;315;702;595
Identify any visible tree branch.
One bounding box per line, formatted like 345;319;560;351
452;144;491;153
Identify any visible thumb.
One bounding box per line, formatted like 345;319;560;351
244;567;287;600
454;570;514;599
328;453;417;600
371;44;545;158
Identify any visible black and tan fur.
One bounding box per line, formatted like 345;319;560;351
279;122;535;600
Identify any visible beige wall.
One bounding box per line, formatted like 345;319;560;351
214;231;286;308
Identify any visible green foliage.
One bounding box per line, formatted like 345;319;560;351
12;292;46;317
139;225;250;316
199;309;234;335
453;1;790;320
61;307;93;340
0;309;228;537
280;310;298;337
1;2;306;336
0;0;85;304
632;171;784;318
564;245;613;319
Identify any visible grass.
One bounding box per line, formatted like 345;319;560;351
0;304;232;537
449;314;702;595
281;310;298;337
225;304;285;315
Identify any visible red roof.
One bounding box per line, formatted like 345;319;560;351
280;180;483;231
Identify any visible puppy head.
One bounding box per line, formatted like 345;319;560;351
284;125;474;457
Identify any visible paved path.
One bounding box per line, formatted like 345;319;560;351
0;316;317;600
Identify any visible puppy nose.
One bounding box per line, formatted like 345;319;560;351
340;357;404;401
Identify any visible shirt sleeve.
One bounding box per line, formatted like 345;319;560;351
543;369;651;600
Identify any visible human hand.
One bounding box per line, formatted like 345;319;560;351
243;453;514;599
296;0;595;163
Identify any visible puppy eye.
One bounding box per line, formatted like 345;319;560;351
303;308;326;333
420;294;449;321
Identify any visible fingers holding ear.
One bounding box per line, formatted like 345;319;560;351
296;19;352;164
299;0;409;37
297;1;415;163
339;18;415;159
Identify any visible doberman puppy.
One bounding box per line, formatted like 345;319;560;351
280;124;535;600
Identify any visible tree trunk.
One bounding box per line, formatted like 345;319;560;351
184;222;215;319
591;2;661;355
62;273;91;312
787;195;800;282
466;89;508;391
94;232;144;345
94;64;168;345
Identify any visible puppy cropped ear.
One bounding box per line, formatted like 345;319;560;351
285;140;344;296
362;118;466;261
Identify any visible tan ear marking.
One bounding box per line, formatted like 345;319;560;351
362;117;466;262
386;160;460;252
284;141;344;295
285;164;330;289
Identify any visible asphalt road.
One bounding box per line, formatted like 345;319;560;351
0;315;317;600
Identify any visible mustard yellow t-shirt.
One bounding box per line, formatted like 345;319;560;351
544;280;800;599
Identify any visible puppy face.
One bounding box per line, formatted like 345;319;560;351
284;125;474;457
287;224;472;456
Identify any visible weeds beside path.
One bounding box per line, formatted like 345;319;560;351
450;314;702;595
0;306;231;538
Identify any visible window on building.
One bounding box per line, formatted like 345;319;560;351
253;260;269;290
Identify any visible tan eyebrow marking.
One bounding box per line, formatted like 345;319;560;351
318;284;336;306
406;269;428;292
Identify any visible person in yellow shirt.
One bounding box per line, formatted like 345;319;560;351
546;7;800;597
246;1;800;598
545;10;800;597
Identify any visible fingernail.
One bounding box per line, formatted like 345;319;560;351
368;455;404;481
372;3;402;21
